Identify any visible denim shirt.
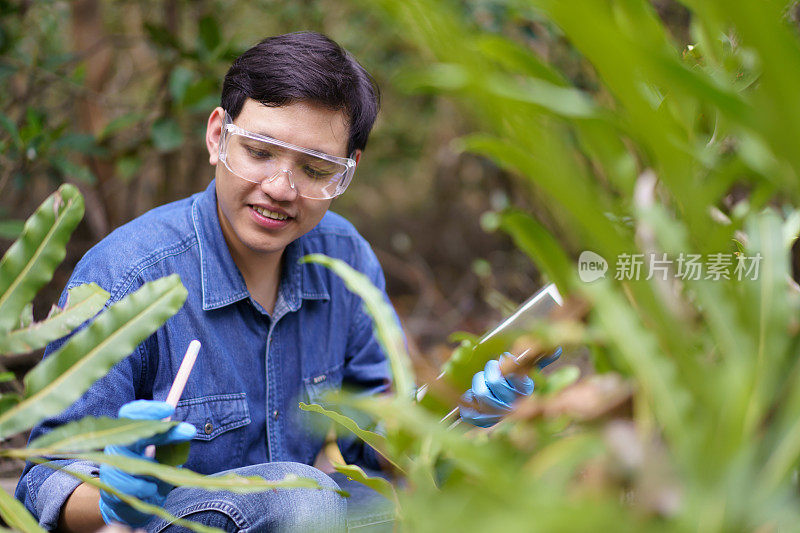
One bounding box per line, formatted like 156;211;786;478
15;180;393;527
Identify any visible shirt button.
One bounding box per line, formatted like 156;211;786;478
273;410;279;420
204;422;213;434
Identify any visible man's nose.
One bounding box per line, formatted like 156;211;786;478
261;168;298;201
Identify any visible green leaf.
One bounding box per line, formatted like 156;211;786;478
52;133;102;155
332;462;397;502
0;275;187;440
98;112;146;141
0;184;84;333
151;118;184;152
198;16;221;56
51;155;96;184
143;23;182;52
182;78;218;111
438;339;475;382
35;462;222;533
301;254;415;400
155;440;191;466
0;486;45;532
397;63;470;93
498;210;575;294
0;283;109;355
299;402;401;471
484;73;599;119
583;281;688;444
33;457;338;533
69;452;331;493
0;372;13;383
169;66;195;103
475;34;565;85
116;155;143;183
541;365;581;395
25;416;177;453
446;332;480;344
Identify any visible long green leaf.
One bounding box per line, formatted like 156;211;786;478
24;416;177;453
301;254;415;400
42;458;339;533
155;440;191;466
0;283;109;355
32;460;222;533
0;184;84;333
64;452;332;494
583;281;688;446
299;401;401;471
0;487;45;533
498;209;575;294
485;72;599;119
741;210;789;435
0;275;187;440
332;462;397;503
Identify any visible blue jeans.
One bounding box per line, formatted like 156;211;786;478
145;462;394;532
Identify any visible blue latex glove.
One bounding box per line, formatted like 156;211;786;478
459;347;562;428
99;400;196;527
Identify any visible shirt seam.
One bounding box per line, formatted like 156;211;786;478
205;292;250;309
108;236;198;302
301;291;329;299
304;229;365;240
347;296;371;343
175;392;247;406
191;417;251;441
136;341;149;396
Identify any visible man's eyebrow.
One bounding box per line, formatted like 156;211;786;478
249;129;336;156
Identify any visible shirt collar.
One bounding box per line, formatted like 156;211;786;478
192;180;330;312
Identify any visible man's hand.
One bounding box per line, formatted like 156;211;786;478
459;348;562;428
99;400;196;527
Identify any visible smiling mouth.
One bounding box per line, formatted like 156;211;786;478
251;205;290;221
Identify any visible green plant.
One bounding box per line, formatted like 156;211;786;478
297;0;800;531
0;185;328;531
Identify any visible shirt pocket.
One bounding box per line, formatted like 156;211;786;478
172;392;250;474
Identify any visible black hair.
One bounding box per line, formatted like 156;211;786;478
221;32;380;155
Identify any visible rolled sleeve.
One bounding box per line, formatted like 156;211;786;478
16;460;99;529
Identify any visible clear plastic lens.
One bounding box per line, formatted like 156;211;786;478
224;133;348;199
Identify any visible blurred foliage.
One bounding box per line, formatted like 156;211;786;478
294;0;800;531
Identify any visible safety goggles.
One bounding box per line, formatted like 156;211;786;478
219;111;357;200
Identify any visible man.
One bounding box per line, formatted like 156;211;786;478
16;32;536;531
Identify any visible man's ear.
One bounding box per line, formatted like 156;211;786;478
206;107;225;166
352;149;362;167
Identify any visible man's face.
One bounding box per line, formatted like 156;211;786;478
206;99;356;260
